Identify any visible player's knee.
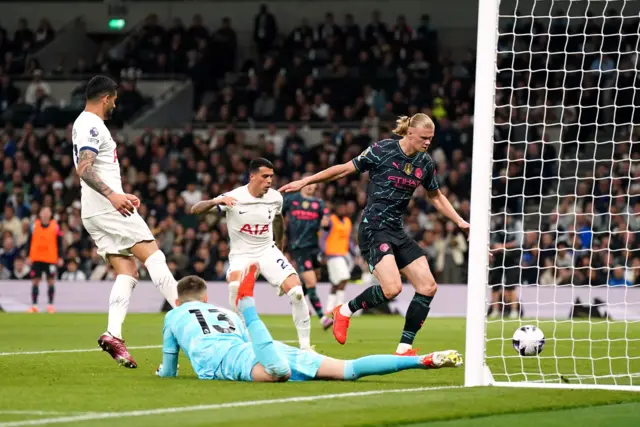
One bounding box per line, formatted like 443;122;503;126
144;250;166;267
287;285;304;301
381;280;403;299
415;278;437;296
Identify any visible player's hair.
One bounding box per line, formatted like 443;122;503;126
177;275;207;301
393;113;435;137
249;157;275;174
85;75;118;101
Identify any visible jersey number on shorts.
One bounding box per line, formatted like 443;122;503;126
189;308;236;334
276;258;288;269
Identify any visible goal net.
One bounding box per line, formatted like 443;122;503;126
465;0;640;391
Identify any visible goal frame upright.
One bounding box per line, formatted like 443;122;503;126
464;0;640;392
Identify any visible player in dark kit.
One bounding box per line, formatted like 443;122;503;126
280;114;470;355
282;179;334;330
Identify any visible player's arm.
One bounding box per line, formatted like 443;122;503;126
76;149;134;217
273;213;285;250
279;161;357;192
424;163;469;232
157;320;180;378
76;149;114;199
191;195;236;215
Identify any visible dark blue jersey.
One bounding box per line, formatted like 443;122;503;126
352;139;439;230
282;193;328;250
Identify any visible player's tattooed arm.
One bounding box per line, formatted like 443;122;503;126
273;213;285;250
76;149;114;198
191;199;219;215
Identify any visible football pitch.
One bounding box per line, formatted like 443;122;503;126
0;314;638;427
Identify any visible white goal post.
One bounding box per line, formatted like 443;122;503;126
465;0;640;391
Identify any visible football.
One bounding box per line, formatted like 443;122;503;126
512;325;545;356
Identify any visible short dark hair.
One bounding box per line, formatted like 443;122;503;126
85;75;118;101
177;275;207;299
249;157;274;174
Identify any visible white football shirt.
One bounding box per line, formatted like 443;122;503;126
219;185;283;257
72;111;123;219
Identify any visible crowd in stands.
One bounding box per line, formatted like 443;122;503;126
0;5;638;295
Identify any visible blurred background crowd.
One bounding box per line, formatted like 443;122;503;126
1;2;639;292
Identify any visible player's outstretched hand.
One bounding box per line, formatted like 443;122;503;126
108;193;136;217
457;219;470;236
279;180;305;193
215;196;237;207
125;194;141;209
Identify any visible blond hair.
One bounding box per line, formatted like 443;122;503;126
392;113;435;137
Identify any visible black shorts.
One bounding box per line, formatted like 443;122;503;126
358;223;425;272
30;262;57;280
291;248;321;273
489;253;519;290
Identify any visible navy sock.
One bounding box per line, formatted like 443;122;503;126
47;285;55;304
347;285;390;313
306;287;324;319
400;293;433;345
31;285;39;305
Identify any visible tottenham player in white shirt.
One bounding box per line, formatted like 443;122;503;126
72;76;179;368
191;158;313;350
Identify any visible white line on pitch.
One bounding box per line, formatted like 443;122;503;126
0;341;298;357
0;385;462;427
0;412;72;416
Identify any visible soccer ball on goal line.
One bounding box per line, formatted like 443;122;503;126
512;325;545;356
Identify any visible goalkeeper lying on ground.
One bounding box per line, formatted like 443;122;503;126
157;267;462;382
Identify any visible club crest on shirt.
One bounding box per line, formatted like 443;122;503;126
89;127;99;137
302;201;309;209
72;129;77;140
403;163;414;176
415;168;423;179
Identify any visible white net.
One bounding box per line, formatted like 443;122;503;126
485;0;640;387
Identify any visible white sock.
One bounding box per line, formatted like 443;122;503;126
326;293;337;313
144;250;178;308
336;290;345;306
288;286;311;349
339;303;353;318
106;274;137;340
396;343;413;354
228;281;239;310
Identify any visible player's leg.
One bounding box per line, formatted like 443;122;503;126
226;257;256;311
236;265;291;382
129;240;178;308
261;248;313;350
326;256;351;312
294;250;329;326
46;264;56;313
398;251;438;355
98;254;139;368
333;240;403;345
28;263;41;313
314;350;463;381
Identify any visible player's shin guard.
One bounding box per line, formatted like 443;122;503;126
343;355;422;380
399;293;433;348
31;284;39;305
239;297;291;379
306;286;324;319
345;285;390;316
144;250;178;308
288;286;311;349
107;275;137;339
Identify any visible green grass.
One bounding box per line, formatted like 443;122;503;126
0;314;638;427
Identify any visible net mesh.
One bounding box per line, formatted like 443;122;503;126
486;0;640;386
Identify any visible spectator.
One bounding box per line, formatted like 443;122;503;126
61;258;87;281
34;18;55;49
253;4;278;56
24;69;50;106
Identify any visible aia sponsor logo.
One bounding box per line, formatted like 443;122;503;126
239;224;270;235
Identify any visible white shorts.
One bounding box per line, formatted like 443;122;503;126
82;211;155;259
227;246;297;292
327;256;351;285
